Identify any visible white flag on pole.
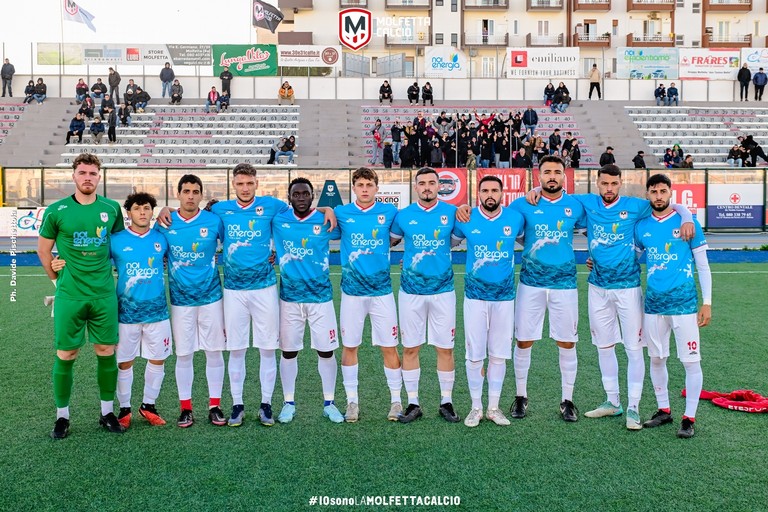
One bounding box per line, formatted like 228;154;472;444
63;0;96;32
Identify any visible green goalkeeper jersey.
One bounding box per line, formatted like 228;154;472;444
39;194;124;299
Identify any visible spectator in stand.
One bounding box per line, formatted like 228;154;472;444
599;146;616;166
278;81;295;105
1;58;14;97
544;83;556;106
399;138;416;169
75;79;88;102
512;145;532;168
275;135;296;164
654;83;667;106
466;148;477;171
738;63;751;101
407;82;419;105
379;80;393;104
125;79;139;96
633;150;647;169
672;144;684;165
124;87;135;109
108;67;121;102
22;80;35;104
160;62;175;98
422;82;434;106
479;138;492;168
667;82;680;106
663;148;675;168
105;106;117;144
589;64;602;100
727;145;743;167
370;118;385;165
99;94;115;118
497;136;510;168
570;140;581;168
65;112;86;144
549;128;562;156
33;78;47;104
219;66;233;95
90;78;107;101
391;119;403;165
739;135;768;166
680;154;694;168
134;87;150;112
551;86;571;113
446;140;457;167
268;136;285;164
89;115;105;144
383;141;394;168
79;96;95;119
117;102;132;127
219;90;231;111
205;86;220;114
753;68;767;101
170;79;183;104
522;106;538;139
430;140;443;167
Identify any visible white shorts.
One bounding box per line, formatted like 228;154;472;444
340;292;399;348
398;290;456;349
170;300;226;357
223;286;280;351
588;285;644;350
515;283;579;343
117;319;173;363
643;313;702;363
279;300;339;353
463;298;514;361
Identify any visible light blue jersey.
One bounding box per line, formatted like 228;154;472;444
635;211;707;315
576;194;651;289
335;201;397;297
512;194;585;290
390;201;457;296
110;228;169;324
155;209;224;307
211;196;288;291
453;206;525;301
272;208;340;303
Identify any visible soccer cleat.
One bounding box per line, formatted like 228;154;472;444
99;412;127;434
323;404;345;424
277;402;296;424
259;403;275;426
486;407;511;426
117;407;132;429
677;418;695;438
208;406;227;426
51;417;70;440
560;400;579;422
643;409;673;428
510;396;528;419
387;402;403;421
139;403;166;426
464;408;483;427
177;409;195;428
584;401;624;418
438;402;461;423
228;404;245;427
345;402;360;423
626;409;642;430
398;403;423;423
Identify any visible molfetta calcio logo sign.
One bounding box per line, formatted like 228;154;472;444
339;8;372;51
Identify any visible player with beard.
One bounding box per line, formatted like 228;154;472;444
452;176;525;427
634;174;710;438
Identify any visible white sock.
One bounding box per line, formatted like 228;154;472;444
175;354;194;401
384;366;402;403
683;360;703;419
228;349;247;406
649;357;670;410
317;354;338;402
142;362;165;405
57;407;70;420
117;367;133;408
559;347;578;402
341;364;359;404
280;355;298;402
466;360;484;410
402;368;420;405
205;350;225;403
626;349;645;412
597;346;620;406
487;356;507;410
437;370;455;405
259;349;276;404
514;345;532;397
101;400;114;416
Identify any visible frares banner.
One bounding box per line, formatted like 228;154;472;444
679;48;740;80
213;45;278;76
423;47;468;78
616;47;679;79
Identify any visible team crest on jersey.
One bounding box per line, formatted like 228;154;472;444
503;226;512;236
200;227;208;237
440;215;448;225
100;212;109;222
620;211;628;220
154;242;162;252
256;206;264;216
564;208;572;217
377;214;386;225
313;224;321;235
673;229;681;238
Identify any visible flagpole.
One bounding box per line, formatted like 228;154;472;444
59;0;65;96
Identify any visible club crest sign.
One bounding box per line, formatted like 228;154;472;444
339;8;372;51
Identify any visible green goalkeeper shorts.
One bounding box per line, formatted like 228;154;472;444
54;295;119;351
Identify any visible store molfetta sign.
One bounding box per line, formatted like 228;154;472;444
278;46;341;68
506;48;580;78
423;47;468;78
616;47;679;79
212;45;278;76
37;43;212;66
679;48;740;80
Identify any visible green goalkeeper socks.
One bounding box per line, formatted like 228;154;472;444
52;356;75;408
97;353;118;401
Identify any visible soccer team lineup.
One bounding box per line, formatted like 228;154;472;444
40;152;713;440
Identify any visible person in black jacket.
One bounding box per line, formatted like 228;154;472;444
99;94;115;117
105;106;117;144
737;63;751;101
632;150;647;169
379;80;393;104
570;140;582;168
90;78;107;101
33;78;47;104
407;82;419;105
383;142;393;168
599;146;615;166
22;80;35;104
422;82;434;106
219;66;233;95
65;113;86;144
134;87;151;112
399;138;416;169
391;119;403;165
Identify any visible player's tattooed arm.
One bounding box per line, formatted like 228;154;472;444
204;198;219;211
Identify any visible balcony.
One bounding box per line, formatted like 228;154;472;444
278;0;313;9
463;0;509;8
385;31;432;46
574;0;611;10
463;32;509;46
572;33;612;47
385;0;431;8
703;0;751;11
526;33;565;46
527;0;564;9
703;33;752;47
339;0;367;6
627;0;674;9
626;33;674;46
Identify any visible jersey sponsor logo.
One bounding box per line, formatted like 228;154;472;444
474;240;510;260
125;258;160;277
283;239;313;258
350;230;384;248
408;220;418;225
440;215;448;225
256;206;264;216
471;229;481;234
170;243;206;261
73;226;108;248
646;244;679;264
313;224;321;235
673;228;681;238
345;218;356;223
564;208;572;217
620;210;628;220
533;209;544;214
412;231;446;249
534;222;569;240
377;214;385;225
503;226;512;236
100;212;109;222
200;227;208;238
227;222;262;241
592;223;625;243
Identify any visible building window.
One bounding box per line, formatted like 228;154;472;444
513;20;519;36
436;33;444;45
451;33;458;46
437;0;443;4
755;21;760;37
451;0;457;12
692;2;700;12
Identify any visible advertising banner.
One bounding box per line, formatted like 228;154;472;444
679;48;740;80
476;168;528;206
423;46;468;79
706;183;764;228
670;183;706;225
352;183;411;209
213;45;278;76
741;48;768;73
278;45;342;68
0;207;46;237
37;43;212;66
437;168;468;206
506;48;580;78
616;47;679;79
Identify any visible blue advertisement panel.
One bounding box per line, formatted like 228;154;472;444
706;183;764;228
616;47;679;79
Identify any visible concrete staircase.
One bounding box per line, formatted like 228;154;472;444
295;100;357;168
0;98;70;167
